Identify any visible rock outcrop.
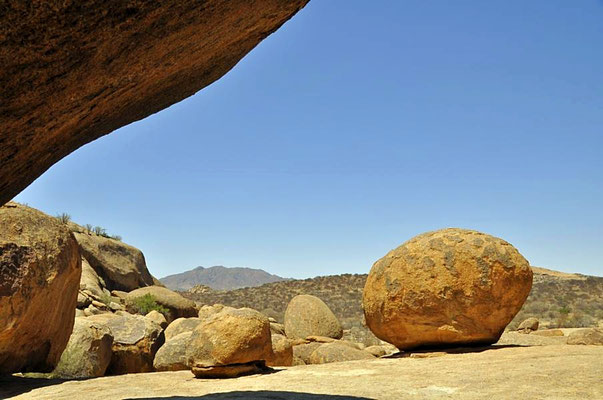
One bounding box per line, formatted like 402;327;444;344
126;286;197;322
284;295;343;340
87;313;164;374
308;342;375;364
52;317;113;378
0;1;310;207
567;328;603;345
187;307;273;378
363;228;533;350
74;232;155;292
0;202;81;373
518;317;539;333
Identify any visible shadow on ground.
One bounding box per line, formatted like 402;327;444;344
126;393;373;400
385;343;525;358
0;375;73;399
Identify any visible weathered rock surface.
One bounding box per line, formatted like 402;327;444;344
0;202;81;373
74;232;154;292
87;313;164;374
363;228;533;350
187;308;272;368
308;342;375;364
145;310;168;329
198;303;231;321
153;332;192;372
79;257;105;298
284;295;343;340
567;328;603;345
0;1;310;206
52;317;113;378
518;317;539;333
126;285;197;322
5;346;601;400
191;361;269;379
266;334;293;367
292;342;322;365
164;317;202;341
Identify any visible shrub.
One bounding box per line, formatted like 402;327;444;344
110;234;122;241
84;224;93;234
56;213;71;224
93;226;107;236
128;294;169;317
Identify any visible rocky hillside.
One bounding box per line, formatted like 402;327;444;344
161;266;287;291
181;268;603;330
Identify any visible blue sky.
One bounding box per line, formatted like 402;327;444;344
15;1;603;279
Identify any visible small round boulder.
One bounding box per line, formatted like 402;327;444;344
284;295;343;340
362;228;532;350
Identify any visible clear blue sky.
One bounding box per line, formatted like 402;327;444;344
15;1;603;279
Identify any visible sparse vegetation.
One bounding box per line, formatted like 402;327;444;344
56;213;71;224
128;294;168;317
84;224;93;234
93;226;107;236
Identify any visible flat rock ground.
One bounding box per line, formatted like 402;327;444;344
2;340;602;400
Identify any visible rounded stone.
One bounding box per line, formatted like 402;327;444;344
284;295;343;340
362;228;533;350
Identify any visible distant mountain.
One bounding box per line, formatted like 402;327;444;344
160;265;287;291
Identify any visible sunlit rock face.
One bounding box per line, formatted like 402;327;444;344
0;0;309;205
363;228;533;350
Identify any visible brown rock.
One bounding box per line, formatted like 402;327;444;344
266;334;293;367
308;342;375;364
75;232;155;292
284;295;343;340
270;322;286;336
52;317;113;378
87;313;164;374
153;332;193;372
191;361;269;379
567;328;603;345
363;228;533;350
306;335;337;343
164;318;202;341
146;310;168;329
518;317;539;333
364;345;387;357
198;304;231;321
0;202;81;373
531;329;564;337
292;342;322;365
126;286;197;323
187;308;272;368
0;1;310;206
80;257;105;298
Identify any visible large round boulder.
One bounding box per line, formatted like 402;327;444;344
284;295;343;340
52;317;113;378
186;307;272;369
126;286;197;323
0;202;81;373
363;228;533;350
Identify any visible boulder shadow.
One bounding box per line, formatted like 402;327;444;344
127;392;373;400
384;343;526;358
0;375;75;398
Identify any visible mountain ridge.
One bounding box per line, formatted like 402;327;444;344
160;265;287;291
